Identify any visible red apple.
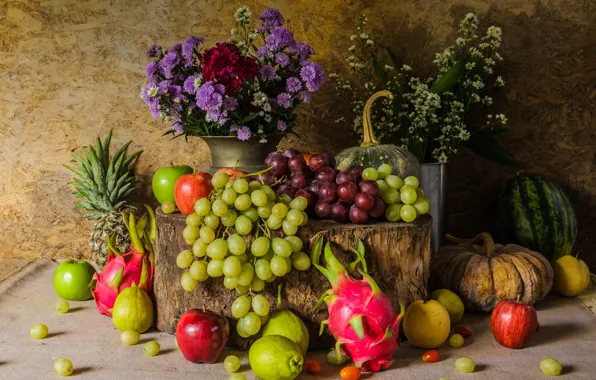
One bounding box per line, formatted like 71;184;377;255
490;298;539;349
174;172;213;215
176;309;229;363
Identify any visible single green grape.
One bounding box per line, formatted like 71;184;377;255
265;274;277;283
233;178;249;194
282;220;298;236
385;204;402;222
30;324;48;339
194;198;211;216
212;172;230;189
189;260;209;281
212;199;229;217
283;257;292;275
251;236;271;257
225;181;234;189
252;294;270;317
255;259;273;281
236;263;255;286
193;239;209;258
540;358;562;376
284;236;303;253
270;256;288;277
243;312;262;335
222;188;238;205
182;225;200;243
267;214;283;230
379;187;399;205
377;163;392;179
257;205;272;218
204;212;220;230
400;185;418;205
261;185;277;202
235;285;249;295
235;215;253;235
186;213;202;226
412;197;430;215
251;190;268;207
161;200;176;214
260;314;269;325
326;349;347;365
120;330;140;345
227;234;247;256
207;239;228;260
199;225;215;243
400;204;417;223
242;207;259;222
221;209;238;227
272;238;292;258
236;317;249;338
223;256;242;277
228;374;247;380
237;254;249;263
207;259;224;277
224;355;241;373
143;340;161;356
272;203;288;219
454;357;476;373
362;167;378;181
263;249;275;261
290;196;308;211
404;176;419;188
223;276;238;290
286;209;304;226
376;179;389;192
181;271;198;292
234;194;252;211
449;334;464;348
53;358;73;377
250;277;265;292
291;252;311;271
248;180;262;193
386;175;404;190
300;211;308;226
55;299;70;314
416;188;425;197
176;250;194;269
231;296;250;319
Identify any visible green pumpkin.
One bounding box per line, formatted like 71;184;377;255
336;90;421;178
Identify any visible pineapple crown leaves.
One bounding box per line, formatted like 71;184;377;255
64;130;142;218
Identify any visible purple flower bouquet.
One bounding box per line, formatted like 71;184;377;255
141;7;325;143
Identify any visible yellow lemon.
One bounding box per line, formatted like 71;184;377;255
553;255;590;297
403;300;450;349
431;289;465;325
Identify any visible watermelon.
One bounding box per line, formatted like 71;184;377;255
494;174;577;261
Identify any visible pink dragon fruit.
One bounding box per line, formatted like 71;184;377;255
312;237;404;372
90;206;155;317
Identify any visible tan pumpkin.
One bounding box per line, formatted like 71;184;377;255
430;232;553;313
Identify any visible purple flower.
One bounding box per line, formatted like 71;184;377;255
265;27;296;51
300;62;325;92
237;126;252;141
169;43;182;53
196;82;225;112
172;122;184;133
149;98;160;118
146;44;162;58
145;61;158;77
166;85;186;104
260;65;276;81
256;26;267;34
223;97;238;111
275;52;289;67
259;8;285;29
182;36;204;59
295;42;315;60
157;80;173;94
159;52;180;79
277;92;292;109
230;125;239;132
183;74;202;94
298;90;310;103
277;120;287;132
256;46;269;58
286;77;302;93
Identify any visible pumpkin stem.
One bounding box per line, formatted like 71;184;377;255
516;294;521;303
361;90;393;148
446;232;495;257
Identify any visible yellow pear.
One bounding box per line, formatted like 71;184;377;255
431;289;465;326
553;255;590;297
403;300;451;349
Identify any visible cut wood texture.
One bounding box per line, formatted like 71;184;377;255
153;209;431;349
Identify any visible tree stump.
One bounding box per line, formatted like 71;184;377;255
153;209;431;349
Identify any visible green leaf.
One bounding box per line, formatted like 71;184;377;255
122;150;143;171
372;56;388;89
465;137;519;166
103;129;113;163
383;47;398;74
430;59;466;94
240;113;260;123
75;201;96;211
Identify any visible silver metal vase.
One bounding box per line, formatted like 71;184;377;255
202;134;286;174
420;163;447;253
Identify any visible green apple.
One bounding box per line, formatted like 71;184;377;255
53;260;96;301
152;165;193;204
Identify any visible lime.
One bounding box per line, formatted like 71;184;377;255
249;335;303;380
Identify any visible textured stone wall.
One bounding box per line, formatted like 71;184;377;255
1;0;595;270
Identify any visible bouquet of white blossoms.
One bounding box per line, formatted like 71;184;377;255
330;14;516;164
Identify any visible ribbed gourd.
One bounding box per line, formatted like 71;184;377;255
335;90;421;178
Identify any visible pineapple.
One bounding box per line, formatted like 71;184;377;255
65;130;142;268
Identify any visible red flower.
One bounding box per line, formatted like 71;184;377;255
201;43;259;94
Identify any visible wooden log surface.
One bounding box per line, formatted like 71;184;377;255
153;208;431;349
